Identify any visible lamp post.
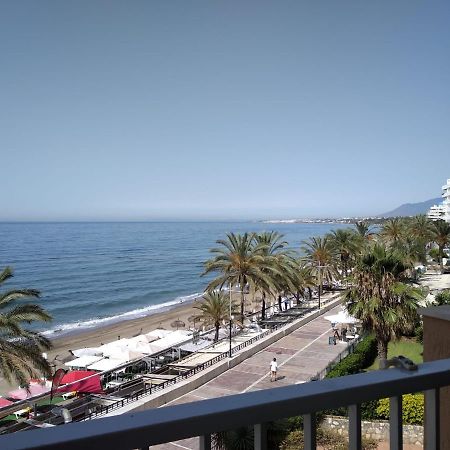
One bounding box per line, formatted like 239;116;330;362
317;264;326;310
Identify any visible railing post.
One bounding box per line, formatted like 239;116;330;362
199;434;211;450
303;413;316;450
254;423;267;450
389;395;402;450
425;388;440;450
348;404;361;450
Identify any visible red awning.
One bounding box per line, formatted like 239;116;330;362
58;370;103;394
0;397;13;407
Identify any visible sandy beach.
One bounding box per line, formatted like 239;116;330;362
0;292;261;394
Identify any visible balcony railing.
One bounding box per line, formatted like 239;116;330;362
1;357;448;450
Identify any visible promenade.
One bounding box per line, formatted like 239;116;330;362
153;303;346;449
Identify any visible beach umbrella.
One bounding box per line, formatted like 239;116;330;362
324;311;358;325
171;319;185;330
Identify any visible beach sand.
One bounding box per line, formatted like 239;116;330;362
0;292;262;394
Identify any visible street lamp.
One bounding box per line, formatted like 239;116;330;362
317;264;327;310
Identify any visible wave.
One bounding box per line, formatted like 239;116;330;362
42;291;204;338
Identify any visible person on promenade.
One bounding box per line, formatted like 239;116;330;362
270;357;278;382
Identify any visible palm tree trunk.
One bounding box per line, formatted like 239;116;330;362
377;339;389;361
440;245;444;273
240;287;245;319
295;291;300;305
278;295;282;312
261;292;266;320
214;322;219;342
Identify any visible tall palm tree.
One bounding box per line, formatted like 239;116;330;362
301;236;338;298
0;267;52;387
287;260;316;304
353;221;375;255
380;218;405;251
345;245;423;360
432;220;450;273
203;233;275;318
193;291;232;342
253;232;294;319
328;228;358;281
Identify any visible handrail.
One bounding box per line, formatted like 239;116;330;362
2;358;449;450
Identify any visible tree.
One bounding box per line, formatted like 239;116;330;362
0;267;52;387
354;221;375;242
380;218;405;251
287;261;316;305
431;220;450;273
328;228;358;281
301;236;338;297
345;245;423;360
194;291;232;342
253;232;294;319
203;232;275;318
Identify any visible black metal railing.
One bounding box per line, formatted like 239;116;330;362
1;357;447;450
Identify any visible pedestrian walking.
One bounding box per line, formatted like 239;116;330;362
270;357;278;382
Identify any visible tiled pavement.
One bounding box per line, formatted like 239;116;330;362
152;304;349;449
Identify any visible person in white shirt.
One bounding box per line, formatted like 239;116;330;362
270;357;278;382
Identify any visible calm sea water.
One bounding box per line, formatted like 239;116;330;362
0;222;349;337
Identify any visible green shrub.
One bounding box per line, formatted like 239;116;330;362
376;393;424;425
435;289;450;306
279;429;377;450
415;324;423;344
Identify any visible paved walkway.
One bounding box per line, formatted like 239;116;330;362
152;304;348;449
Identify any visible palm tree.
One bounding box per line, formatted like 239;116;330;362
328;228;358;281
301;236;338;300
354;221;375;241
287;260;316;304
431;220;450;273
0;267;52;387
203;233;275;318
380;218;405;251
253;232;294;319
345;245;423;360
193;291;231;342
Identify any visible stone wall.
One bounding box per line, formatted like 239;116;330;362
322;415;423;446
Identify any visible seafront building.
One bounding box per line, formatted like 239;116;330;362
427;178;450;222
427;204;445;221
442;178;450;222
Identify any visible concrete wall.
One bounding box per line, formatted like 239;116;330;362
106;295;342;416
322;416;423;446
419;305;450;450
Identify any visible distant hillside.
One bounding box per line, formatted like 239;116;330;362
380;197;442;217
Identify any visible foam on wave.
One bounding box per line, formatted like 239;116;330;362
42;291;204;337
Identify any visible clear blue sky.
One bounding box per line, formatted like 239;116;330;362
1;1;450;220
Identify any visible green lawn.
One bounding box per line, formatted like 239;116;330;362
366;338;423;371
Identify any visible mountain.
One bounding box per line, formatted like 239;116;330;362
380;197;442;217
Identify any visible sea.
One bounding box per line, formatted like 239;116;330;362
0;222;350;337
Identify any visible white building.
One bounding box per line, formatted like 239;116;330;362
442;179;450;222
427;204;445;221
427;178;450;222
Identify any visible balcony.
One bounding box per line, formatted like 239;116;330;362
0;357;448;450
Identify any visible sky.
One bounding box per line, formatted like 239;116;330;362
1;1;450;221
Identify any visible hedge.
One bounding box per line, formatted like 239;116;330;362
326;334;377;379
376;393;424;425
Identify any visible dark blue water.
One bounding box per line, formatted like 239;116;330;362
0;222;349;336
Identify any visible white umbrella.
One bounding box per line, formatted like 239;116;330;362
72;347;102;358
87;358;128;372
324;310;359;325
104;348;144;362
65;355;103;368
